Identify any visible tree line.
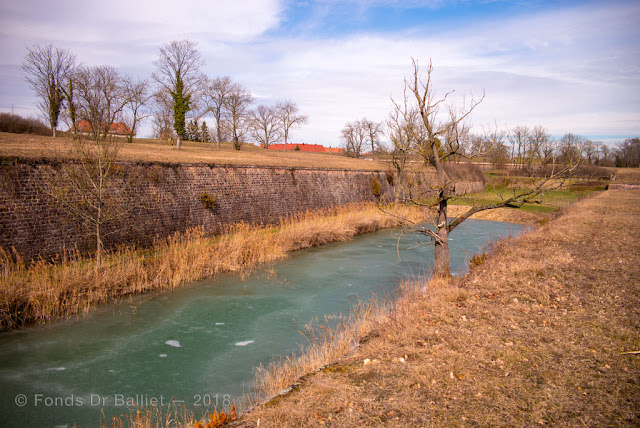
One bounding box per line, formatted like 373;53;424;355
20;40;308;149
340;115;639;169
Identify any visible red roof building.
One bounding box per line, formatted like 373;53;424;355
75;120;132;136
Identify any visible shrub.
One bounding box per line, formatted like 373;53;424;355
469;252;488;268
200;193;216;210
385;170;394;185
0;113;50;136
371;175;381;197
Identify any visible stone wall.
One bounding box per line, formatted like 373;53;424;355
0;161;483;261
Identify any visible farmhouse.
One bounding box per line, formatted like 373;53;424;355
74;120;132;136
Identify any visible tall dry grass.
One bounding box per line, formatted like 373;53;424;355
0;203;427;331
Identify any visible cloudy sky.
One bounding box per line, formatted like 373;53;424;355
1;0;638;146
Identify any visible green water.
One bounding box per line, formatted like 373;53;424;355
0;219;527;427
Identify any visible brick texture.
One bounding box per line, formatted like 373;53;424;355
0;162;484;261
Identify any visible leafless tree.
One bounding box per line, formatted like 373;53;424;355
275;100;308;151
122;76;152;143
21;44;77;137
528;125;550;168
387;99;422;202
151;91;175;141
43;135;138;273
74;66;128;142
388;59;578;278
249;105;282;148
341;120;367;157
360;118;384;158
581;140;597;165
558;133;584;165
508;125;529;168
442;103;472;163
202;76;234;149
484;123;509;168
152;40;204;149
224;83;253;150
540;135;556;166
616;137;640;167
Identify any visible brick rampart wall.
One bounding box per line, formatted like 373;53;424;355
0;161;483;261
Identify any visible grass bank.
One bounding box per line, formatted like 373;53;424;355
236;189;640;426
0;132;388;171
0;203;427;331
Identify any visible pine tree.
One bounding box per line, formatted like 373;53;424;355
201;121;210;142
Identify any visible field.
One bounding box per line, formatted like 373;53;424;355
0;132;388;171
237;188;640;427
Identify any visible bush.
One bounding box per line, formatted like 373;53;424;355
371;175;381;197
200;193;216;210
0;113;51;136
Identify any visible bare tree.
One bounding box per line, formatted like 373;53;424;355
528;125;550;168
43;136;135;272
224;83;253;150
616;137;640;167
484;123;509;168
508;125;530;168
540;134;556;166
558;133;584;165
442;103;472;163
151;91;175;141
122;76;152;143
582;140;597;165
341;120;367;157
152;40;204;149
250;105;282;148
21;44;77;137
361;118;384;158
390;59;577;278
387;99;422;202
202;76;234;149
74;66;129;142
275;100;308;151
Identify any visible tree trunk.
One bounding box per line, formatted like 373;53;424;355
176;135;182;150
52;127;56;138
433;199;451;278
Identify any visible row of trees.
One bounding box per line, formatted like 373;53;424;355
21;41;308;150
341;113;637;168
21;44;152;143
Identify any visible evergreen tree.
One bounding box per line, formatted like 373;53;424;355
201;121;210;142
186;118;200;141
171;71;191;142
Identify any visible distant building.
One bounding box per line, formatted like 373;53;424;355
74;120;132;137
266;143;346;153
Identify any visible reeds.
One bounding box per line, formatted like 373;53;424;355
0;203;427;331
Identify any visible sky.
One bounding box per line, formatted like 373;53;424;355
0;0;638;147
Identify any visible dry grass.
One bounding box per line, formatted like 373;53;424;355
0;203;427;331
615;168;640;184
0;132;388;171
236;189;640;427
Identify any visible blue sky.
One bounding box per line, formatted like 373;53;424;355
0;0;638;146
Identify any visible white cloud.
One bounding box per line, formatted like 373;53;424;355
2;0;638;145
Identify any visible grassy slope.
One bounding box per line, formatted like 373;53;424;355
237;189;640;427
0;132;388;171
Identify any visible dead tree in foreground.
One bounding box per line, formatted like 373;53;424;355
389;59;577;278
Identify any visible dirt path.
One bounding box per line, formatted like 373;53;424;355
236;190;640;427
